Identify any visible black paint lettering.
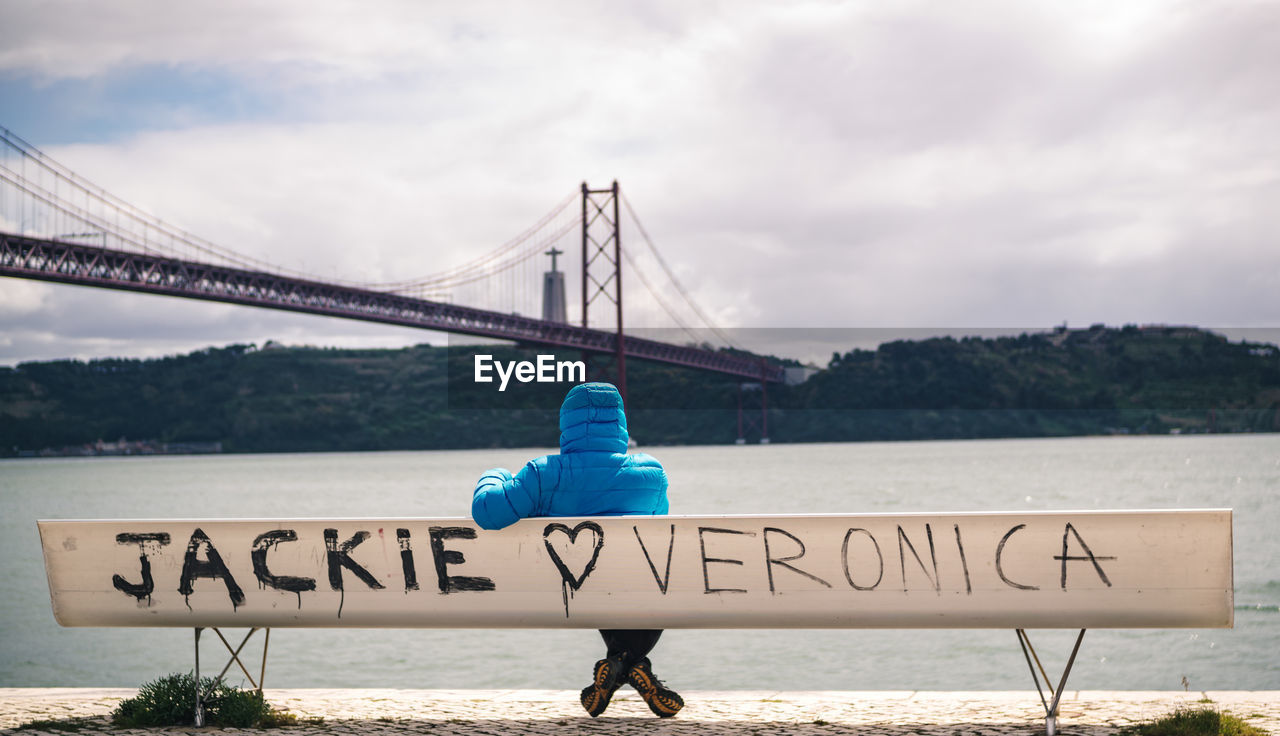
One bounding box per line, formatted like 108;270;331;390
116;532;172;546
178;528;245;610
112;532;171;603
541;522;604;592
763;527;832;592
542;522;604;618
698;526;755;594
897;524;940;593
996;524;1039;591
840;528;883;591
954;524;972;595
251;530;316;608
633;524;675;594
430;526;496;593
1055;522;1115;589
397;528;419;592
324;528;386;591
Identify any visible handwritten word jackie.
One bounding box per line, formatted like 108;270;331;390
113;526;492;612
107;521;1117;616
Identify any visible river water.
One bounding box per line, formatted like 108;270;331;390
1;435;1276;690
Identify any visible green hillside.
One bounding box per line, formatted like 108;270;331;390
2;325;1277;456
782;325;1280;441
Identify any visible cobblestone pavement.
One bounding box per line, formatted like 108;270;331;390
1;689;1276;735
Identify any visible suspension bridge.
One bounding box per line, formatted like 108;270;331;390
0;127;783;424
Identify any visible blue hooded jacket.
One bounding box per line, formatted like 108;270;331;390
471;382;668;530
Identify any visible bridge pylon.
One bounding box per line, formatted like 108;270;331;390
580;181;627;401
736;375;771;444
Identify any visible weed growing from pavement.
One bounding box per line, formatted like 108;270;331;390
1120;706;1266;736
110;672;296;728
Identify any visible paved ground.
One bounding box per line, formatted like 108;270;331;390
1;689;1276;735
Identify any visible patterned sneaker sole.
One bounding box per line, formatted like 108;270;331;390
594;659;619;690
580;684;614;717
643;692;683;717
628;669;683;717
581;658;623;717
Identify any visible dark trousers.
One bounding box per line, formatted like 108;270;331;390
599;629;662;671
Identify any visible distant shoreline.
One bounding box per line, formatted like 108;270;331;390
5;326;1278;456
5;429;1275;462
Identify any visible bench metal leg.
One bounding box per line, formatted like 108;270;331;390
261;628;271;691
212;627;268;690
1016;628;1086;736
192;625;273;726
193;628;204;727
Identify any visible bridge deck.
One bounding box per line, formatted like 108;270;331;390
0;233;782;382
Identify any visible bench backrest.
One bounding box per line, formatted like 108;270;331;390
39;510;1232;629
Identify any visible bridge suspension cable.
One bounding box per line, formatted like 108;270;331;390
0;126;345;282
374;190;581;293
616;239;703;344
620;193;739;349
0;126;581;310
1;126;744;349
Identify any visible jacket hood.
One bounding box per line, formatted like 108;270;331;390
559;382;629;454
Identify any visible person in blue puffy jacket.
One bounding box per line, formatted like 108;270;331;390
471;382;683;718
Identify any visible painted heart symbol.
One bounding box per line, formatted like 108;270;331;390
542;521;605;591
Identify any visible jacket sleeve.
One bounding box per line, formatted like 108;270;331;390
471;462;542;530
651;465;670;515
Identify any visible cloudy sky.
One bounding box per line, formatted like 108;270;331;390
1;0;1278;366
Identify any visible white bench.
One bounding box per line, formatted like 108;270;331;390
39;510;1233;734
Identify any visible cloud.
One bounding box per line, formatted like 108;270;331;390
1;0;1278;365
0;280;443;365
1;0;446;81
